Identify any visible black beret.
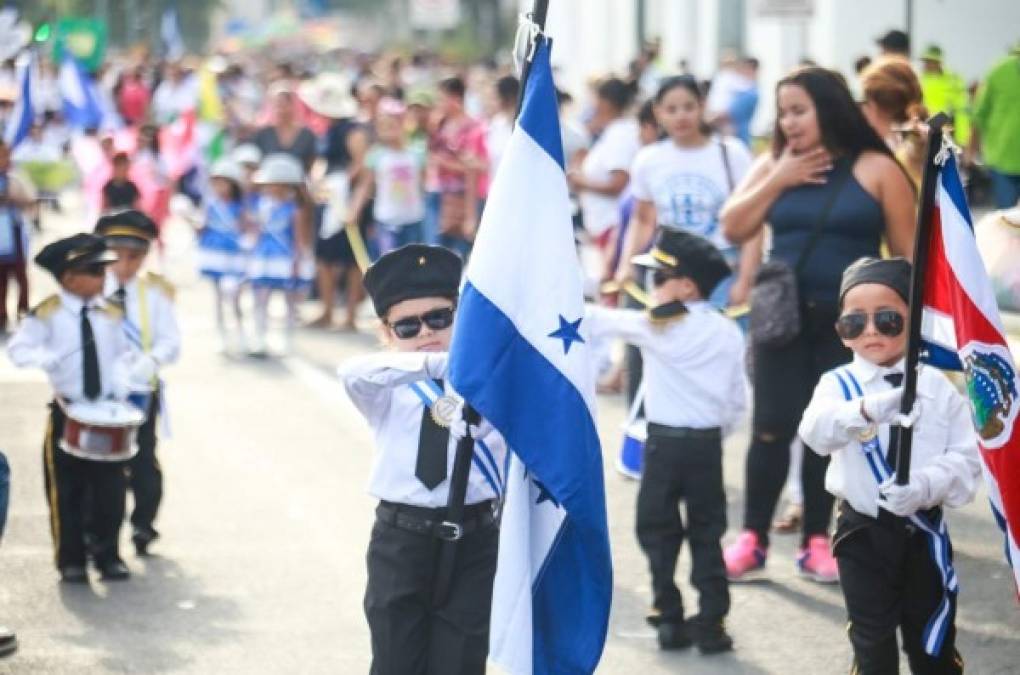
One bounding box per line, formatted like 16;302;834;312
632;228;731;298
363;244;463;317
839;257;912;306
34;233;118;280
95;209;158;249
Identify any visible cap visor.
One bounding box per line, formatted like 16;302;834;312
72;250;119;267
631;253;664;269
105;236;151;250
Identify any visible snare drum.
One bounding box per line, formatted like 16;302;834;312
59;400;145;462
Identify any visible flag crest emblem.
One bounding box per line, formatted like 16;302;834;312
961;343;1018;445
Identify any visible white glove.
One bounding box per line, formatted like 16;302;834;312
878;474;931;517
39;349;61;372
449;417;495;442
862;388;905;425
128;354;158;386
893;400;922;429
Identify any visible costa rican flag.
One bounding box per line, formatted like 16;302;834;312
447;35;612;674
921;152;1020;594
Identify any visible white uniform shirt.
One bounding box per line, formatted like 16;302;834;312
798;355;981;518
104;272;181;371
7;291;132;402
586;301;748;431
339;352;507;508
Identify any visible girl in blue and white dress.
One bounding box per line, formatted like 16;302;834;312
248;153;314;356
197;158;249;351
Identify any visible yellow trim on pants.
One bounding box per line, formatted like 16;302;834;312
43;414;61;566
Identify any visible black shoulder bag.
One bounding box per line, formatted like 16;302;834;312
748;168;851;347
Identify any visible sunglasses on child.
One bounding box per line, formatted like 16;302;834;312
387;307;455;339
650;270;682;287
835;309;905;340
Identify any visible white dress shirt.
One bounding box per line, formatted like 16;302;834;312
7;290;133;402
339;351;507;508
105;271;181;373
585;301;748;431
798;355;981;518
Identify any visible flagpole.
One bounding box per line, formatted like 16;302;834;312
893;112;950;485
433;0;553;608
513;0;551;120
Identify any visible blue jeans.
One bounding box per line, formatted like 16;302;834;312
990;169;1020;209
423;192;441;245
376;221;425;253
0;450;9;541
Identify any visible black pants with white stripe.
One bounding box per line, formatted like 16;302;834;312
364;502;499;675
833;502;963;675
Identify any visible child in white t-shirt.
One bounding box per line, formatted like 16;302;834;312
348;98;426;253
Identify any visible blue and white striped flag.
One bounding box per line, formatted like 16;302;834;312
448;36;612;675
3;52;33;148
58;56;103;130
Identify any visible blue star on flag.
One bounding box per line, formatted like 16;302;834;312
548;315;585;355
533;478;560;508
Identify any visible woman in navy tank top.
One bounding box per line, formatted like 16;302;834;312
719;67;916;584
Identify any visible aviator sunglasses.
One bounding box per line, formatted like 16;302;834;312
835;309;905;340
387;306;455;339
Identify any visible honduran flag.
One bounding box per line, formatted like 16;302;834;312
58;56;104;130
3;52;33;149
921;153;1020;593
447;36;612;674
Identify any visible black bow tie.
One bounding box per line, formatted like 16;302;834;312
884;372;904;387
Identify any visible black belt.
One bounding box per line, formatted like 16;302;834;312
839;500;943;532
376;500;499;541
646;423;721;441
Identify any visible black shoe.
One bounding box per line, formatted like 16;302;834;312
656;621;693;650
98;559;131;581
132;528;159;556
60;565;88;583
0;626;16;658
692;616;734;654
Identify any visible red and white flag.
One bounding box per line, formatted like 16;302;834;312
921;152;1020;594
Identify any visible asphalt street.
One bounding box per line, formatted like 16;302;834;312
0;201;1016;674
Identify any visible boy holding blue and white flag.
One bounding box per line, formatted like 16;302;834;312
798;257;980;674
95;209;180;556
339;243;506;675
587;228;747;654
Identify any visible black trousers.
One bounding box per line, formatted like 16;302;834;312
637;427;729;625
128;394;162;534
364;502;499;675
834;503;964;675
42;403;127;568
743;301;850;546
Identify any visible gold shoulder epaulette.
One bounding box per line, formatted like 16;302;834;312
648;300;689;326
100;301;124;320
145;272;176;301
29;295;61;320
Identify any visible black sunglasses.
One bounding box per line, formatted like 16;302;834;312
388;307;455;339
650;270;681;287
835;309;905;340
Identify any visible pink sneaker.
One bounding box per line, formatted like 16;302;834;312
797;535;839;584
724;530;768;580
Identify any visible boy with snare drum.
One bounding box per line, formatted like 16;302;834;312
7;233;152;582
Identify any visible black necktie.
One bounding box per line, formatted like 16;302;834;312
81;305;101;400
416;379;450;489
114;286;126;305
883;372;904;466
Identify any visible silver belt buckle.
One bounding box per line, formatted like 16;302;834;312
436;521;463;541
